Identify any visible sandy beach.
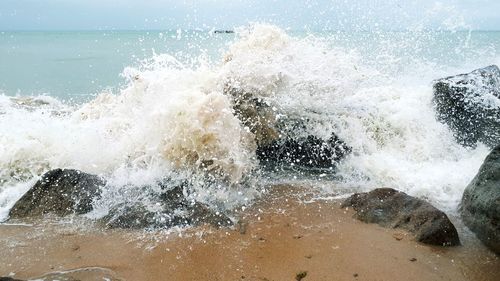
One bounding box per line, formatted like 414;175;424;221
1;185;498;281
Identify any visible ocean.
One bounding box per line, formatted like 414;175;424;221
2;29;499;100
0;25;499;221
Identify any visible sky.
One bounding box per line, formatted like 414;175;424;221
0;0;499;31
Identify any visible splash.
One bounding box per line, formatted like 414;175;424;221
0;24;495;221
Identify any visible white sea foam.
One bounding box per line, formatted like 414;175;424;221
0;24;494;219
0;179;36;221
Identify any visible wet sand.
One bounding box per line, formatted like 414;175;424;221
0;185;499;281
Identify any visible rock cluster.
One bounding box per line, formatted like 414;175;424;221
9;169;231;229
434;65;500;254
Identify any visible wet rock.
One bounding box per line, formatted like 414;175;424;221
342;188;460;246
8;169;231;230
227;87;351;170
9;169;105;219
460;145;500;254
257;134;351;169
102;204;159;229
102;184;232;229
433;65;500;147
230;90;280;147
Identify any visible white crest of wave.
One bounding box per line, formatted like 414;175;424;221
75;58;256;184
219;24;488;209
0;23;491;213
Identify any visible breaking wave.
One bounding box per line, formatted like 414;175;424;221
0;24;495;221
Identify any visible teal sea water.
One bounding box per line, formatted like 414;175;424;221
0;25;499;221
1;30;499;100
0;30;231;100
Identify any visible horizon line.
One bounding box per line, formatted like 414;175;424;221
1;28;500;33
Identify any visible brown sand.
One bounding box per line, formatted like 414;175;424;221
0;185;499;281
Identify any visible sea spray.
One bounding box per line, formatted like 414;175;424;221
0;24;495;223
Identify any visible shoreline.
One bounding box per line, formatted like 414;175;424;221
1;185;499;281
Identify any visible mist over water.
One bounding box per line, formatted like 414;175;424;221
0;23;499;222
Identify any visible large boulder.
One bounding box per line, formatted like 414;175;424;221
101;182;232;229
342;188;460;246
433;65;500;148
461;145;500;254
228;87;351;170
9;169;105;219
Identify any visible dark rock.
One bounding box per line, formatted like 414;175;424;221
342;188;460;246
0;278;24;281
102;184;232;229
256;134;351;169
433;65;500;148
9;169;231;230
227;86;351;170
214;30;234;34
102;204;159;229
9;169;105;219
460;145;500;254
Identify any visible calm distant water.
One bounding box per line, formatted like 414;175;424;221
0;30;499;101
0;30;233;100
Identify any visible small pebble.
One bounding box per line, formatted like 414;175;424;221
392;232;405;241
296;271;308;281
238;220;248;235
